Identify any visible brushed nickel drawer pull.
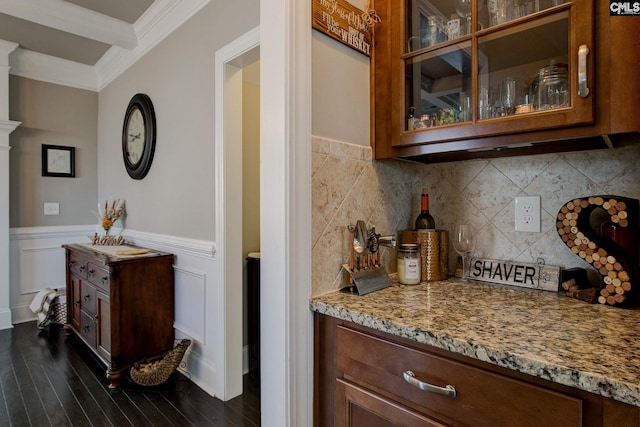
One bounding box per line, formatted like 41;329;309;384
578;44;589;98
402;370;456;398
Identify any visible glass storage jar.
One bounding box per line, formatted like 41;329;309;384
537;63;569;111
397;243;421;285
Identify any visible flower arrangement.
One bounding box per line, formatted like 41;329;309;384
96;199;126;235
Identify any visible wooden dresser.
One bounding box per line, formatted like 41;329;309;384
63;244;175;388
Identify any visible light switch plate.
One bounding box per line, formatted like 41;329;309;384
44;202;59;215
515;196;540;232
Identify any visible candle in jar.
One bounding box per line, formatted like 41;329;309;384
397;243;421;285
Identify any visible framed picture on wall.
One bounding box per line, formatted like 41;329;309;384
42;144;75;177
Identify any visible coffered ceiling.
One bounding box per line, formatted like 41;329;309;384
0;0;210;91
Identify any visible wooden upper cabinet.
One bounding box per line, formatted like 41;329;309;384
371;0;640;163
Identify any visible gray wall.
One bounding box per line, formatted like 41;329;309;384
9;76;98;227
8;0;365;234
312;31;370;147
97;0;259;240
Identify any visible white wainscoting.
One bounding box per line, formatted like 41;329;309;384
9;226;226;397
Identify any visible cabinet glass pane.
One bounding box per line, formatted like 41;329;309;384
482;0;566;28
406;0;470;53
477;12;568;119
405;43;472;130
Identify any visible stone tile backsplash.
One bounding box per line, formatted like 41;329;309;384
311;136;640;296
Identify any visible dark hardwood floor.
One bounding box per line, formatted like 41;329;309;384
0;322;260;426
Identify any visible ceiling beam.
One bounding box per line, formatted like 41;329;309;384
0;0;138;49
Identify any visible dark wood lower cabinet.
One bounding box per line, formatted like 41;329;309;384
63;244;175;388
336;379;448;427
315;313;640;427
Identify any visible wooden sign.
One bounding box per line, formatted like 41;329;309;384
463;257;561;292
312;0;372;57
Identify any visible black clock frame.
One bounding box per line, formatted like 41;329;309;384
122;93;156;180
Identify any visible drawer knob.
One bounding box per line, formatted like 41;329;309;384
402;370;456;398
83;294;91;301
101;276;108;284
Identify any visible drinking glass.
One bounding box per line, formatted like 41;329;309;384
453;225;475;280
500;77;518;115
488;0;509;26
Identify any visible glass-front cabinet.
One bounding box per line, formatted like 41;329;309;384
371;0;623;159
401;0;592;142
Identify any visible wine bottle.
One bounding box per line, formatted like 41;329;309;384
407;107;417;130
415;189;436;230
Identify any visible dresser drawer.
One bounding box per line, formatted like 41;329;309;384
336;326;582;427
80;310;97;348
68;252;88;278
79;282;97;316
86;261;110;291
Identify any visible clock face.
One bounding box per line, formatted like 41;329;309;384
122;93;156;180
126;107;145;166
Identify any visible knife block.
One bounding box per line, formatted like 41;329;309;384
341;264;391;296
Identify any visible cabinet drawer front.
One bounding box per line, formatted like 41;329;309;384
336;379;450;427
68;253;88;278
79;282;97;316
80;310;97;348
337;326;582;427
86;262;110;291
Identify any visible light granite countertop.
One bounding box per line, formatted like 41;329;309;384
309;279;640;408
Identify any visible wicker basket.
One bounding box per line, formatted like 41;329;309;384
130;339;192;386
50;296;67;325
401;230;449;281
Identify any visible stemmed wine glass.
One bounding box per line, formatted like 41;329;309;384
453;224;475;280
455;0;473;34
456;0;485;34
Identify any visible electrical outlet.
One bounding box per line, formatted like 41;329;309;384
44;202;59;216
515;196;540;232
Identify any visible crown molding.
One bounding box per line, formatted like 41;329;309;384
0;40;18;62
0;0;137;49
0;119;21;135
96;0;210;91
9;48;98;91
6;0;211;92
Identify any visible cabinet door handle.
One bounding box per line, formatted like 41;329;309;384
83;294;91;302
578;44;589;98
101;276;108;284
88;269;94;276
402;370;456;398
79;265;86;272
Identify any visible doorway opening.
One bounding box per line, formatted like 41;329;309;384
215;27;260;404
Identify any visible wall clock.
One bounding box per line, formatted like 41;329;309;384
122;93;156;180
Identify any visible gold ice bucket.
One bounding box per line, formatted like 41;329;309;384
401;230;449;281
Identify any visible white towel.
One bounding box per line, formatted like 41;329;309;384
30;288;56;313
30;288;60;328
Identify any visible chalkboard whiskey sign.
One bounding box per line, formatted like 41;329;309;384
312;0;372;56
